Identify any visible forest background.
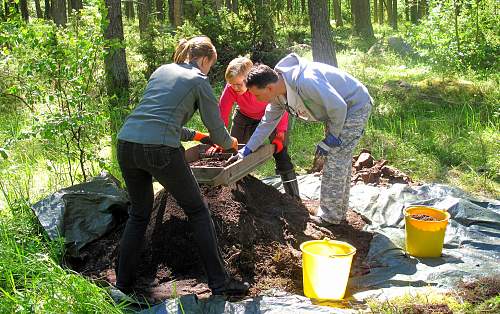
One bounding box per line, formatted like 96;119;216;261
0;0;498;311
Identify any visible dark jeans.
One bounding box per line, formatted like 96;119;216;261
231;110;294;173
116;140;228;290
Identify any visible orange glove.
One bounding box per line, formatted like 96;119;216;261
230;136;238;152
193;131;213;145
271;131;285;153
206;144;224;155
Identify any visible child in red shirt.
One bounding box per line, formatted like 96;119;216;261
219;57;300;198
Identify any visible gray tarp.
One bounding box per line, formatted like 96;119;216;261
143;176;499;313
31;172;499;312
31;172;129;256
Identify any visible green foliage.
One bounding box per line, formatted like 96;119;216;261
404;0;499;73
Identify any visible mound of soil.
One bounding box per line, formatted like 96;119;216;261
351;149;413;186
67;176;372;302
456;275;500;304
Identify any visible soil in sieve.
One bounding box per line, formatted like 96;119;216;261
67;175;372;303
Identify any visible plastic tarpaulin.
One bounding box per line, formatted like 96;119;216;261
139;292;353;314
31;172;129;256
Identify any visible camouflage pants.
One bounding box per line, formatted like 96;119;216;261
319;103;372;223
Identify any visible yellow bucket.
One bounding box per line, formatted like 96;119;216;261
300;238;356;300
404;206;450;257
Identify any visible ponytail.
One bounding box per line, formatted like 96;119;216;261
173;39;190;64
173;36;216;64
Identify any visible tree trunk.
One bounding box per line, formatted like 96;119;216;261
20;0;29;21
35;0;43;18
378;0;384;24
410;0;418;23
44;0;51;19
374;0;378;23
138;0;151;38
156;0;164;21
255;0;275;51
301;0;305;13
225;0;231;10
417;0;426;19
173;0;182;26
124;0;135;19
332;0;342;27
287;0;292;11
51;0;67;26
353;0;374;39
308;0;337;66
102;0;130;135
386;0;392;25
231;0;238;13
69;0;83;12
404;0;409;21
391;0;397;29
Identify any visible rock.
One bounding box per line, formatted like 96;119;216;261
354;152;374;170
387;36;415;57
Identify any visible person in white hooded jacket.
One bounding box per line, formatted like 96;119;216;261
230;53;372;225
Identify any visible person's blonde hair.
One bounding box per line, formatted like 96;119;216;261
225;57;253;80
173;36;216;64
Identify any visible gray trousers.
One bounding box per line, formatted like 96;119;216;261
319;103;372;223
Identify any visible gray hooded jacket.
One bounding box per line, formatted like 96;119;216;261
118;62;233;149
245;53;372;152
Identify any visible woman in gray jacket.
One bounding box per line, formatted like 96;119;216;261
232;53;372;226
116;36;248;296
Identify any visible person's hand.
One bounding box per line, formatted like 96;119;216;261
227;146;252;163
205;144;224;156
271;131;285;153
315;133;342;156
230;136;238;152
193;131;213;145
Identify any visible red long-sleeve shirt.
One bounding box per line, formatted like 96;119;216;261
218;83;289;133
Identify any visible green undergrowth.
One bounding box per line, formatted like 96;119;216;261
0;201;126;312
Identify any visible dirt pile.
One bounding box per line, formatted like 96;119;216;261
351;149;413;186
68;176;372;302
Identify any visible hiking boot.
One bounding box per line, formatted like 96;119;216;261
309;214;344;227
212;278;250;296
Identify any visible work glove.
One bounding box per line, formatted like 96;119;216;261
315;133;342;156
271;131;285;154
206;136;238;156
227;146;252;163
193;131;213;145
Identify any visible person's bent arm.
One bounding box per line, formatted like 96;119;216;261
245;103;286;152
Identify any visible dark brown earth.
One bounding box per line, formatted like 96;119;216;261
410;214;438;221
67;175;372;303
351;149;413;186
401;303;452;314
456;275;500;304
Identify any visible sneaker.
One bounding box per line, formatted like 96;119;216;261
212;278;250;296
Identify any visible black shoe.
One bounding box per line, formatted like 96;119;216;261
212;278;250;296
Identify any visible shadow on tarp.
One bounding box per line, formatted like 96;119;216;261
139;293;350;314
31;172;129;257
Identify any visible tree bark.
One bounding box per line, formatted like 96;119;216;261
352;0;374;39
255;0;275;51
308;0;337;66
44;0;51;19
173;0;182;26
35;0;43;18
417;0;426;19
332;0;342;27
51;0;67;26
386;0;392;25
410;0;418;23
138;0;151;38
231;0;238;13
378;0;384;24
391;0;397;29
156;0;164;21
373;0;378;23
124;0;135;19
20;0;29;21
102;0;130;134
